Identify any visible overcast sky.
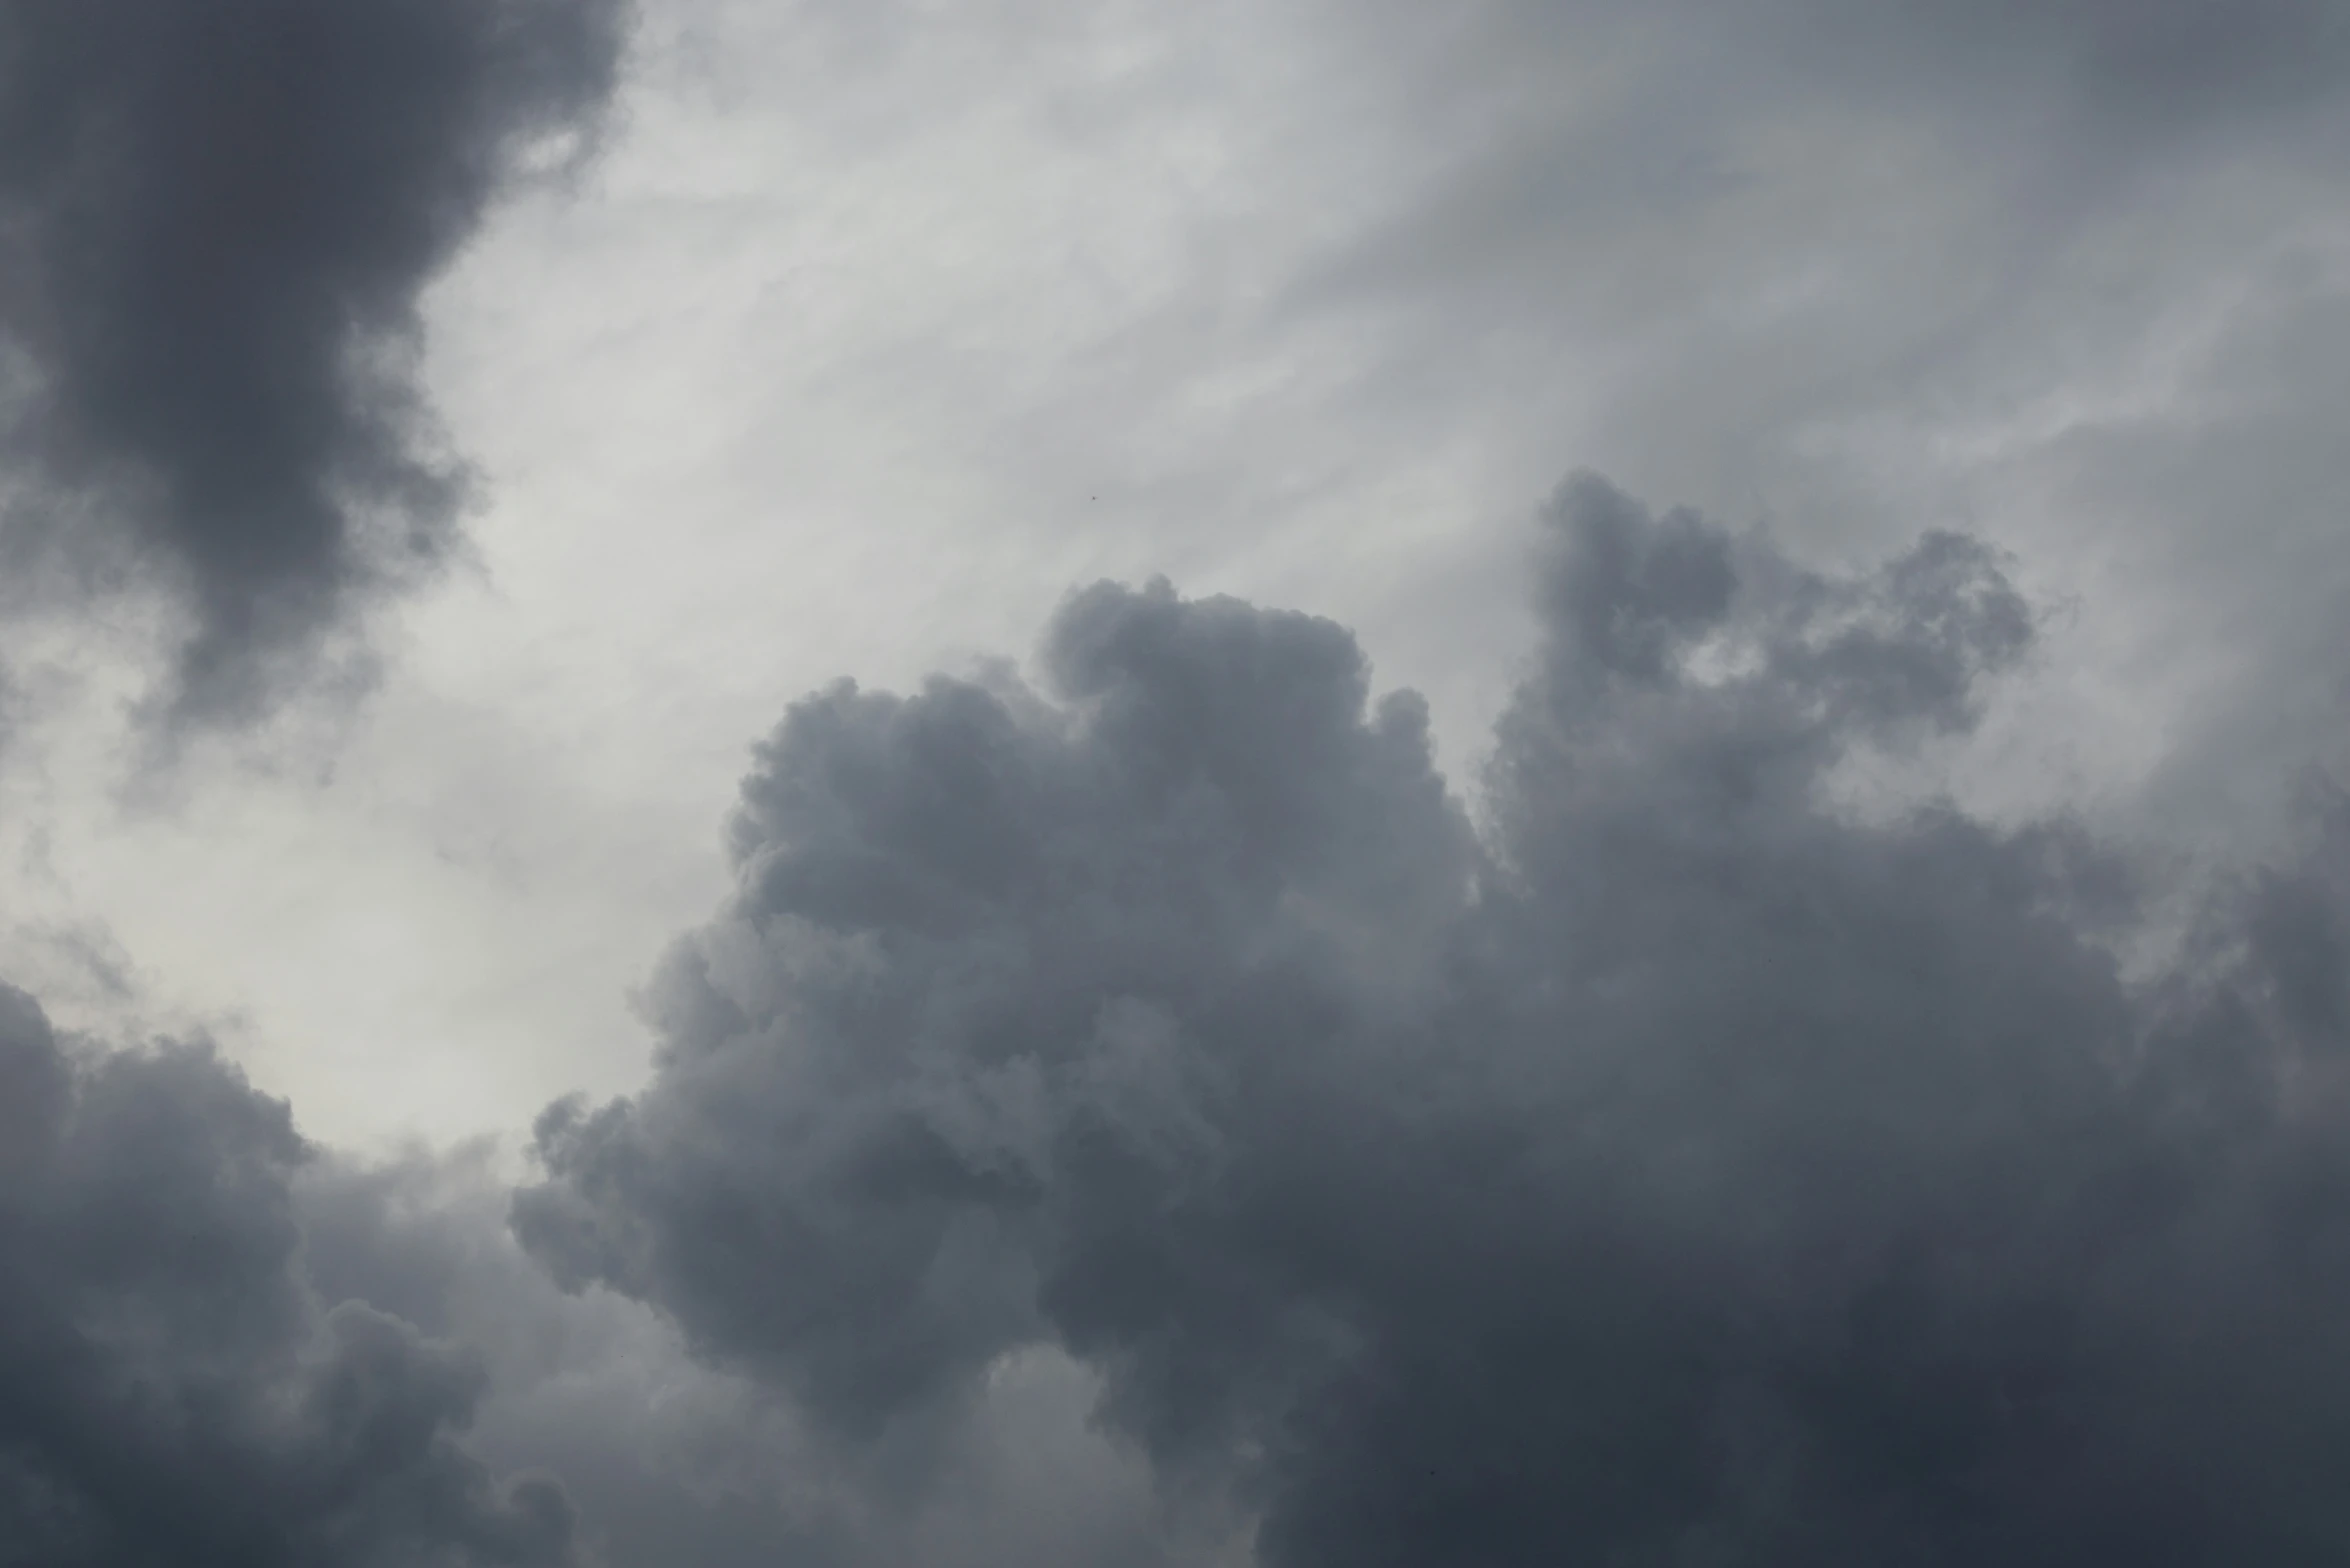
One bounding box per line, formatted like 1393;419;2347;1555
2;2;2349;1564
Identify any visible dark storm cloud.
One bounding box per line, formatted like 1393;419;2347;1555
518;475;2350;1563
0;0;628;720
288;1142;1237;1568
0;985;579;1567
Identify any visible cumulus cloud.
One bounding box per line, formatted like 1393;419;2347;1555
516;474;2350;1563
0;984;578;1567
285;1139;1245;1568
0;0;628;721
2;0;2343;1560
0;456;2338;1566
1273;0;2350;841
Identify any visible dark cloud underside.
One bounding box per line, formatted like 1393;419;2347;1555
0;0;626;720
0;985;578;1568
518;475;2350;1565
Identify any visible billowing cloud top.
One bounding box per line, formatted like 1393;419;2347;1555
0;0;627;720
513;476;2350;1564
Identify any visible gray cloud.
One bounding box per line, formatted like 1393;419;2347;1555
517;474;2350;1563
0;985;579;1567
0;0;627;722
1274;0;2350;840
288;1139;1244;1568
3;0;2343;1556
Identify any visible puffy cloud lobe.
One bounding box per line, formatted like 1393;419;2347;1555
0;986;577;1568
298;1146;1244;1568
0;0;627;719
517;579;1474;1437
518;472;2350;1564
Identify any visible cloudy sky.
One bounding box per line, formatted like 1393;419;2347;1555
3;1;2349;1564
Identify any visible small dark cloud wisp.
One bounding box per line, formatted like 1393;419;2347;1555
0;0;627;722
515;474;2350;1564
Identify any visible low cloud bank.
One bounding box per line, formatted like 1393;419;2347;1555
516;473;2350;1564
5;473;2346;1564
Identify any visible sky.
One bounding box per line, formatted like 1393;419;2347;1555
1;1;2349;1564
